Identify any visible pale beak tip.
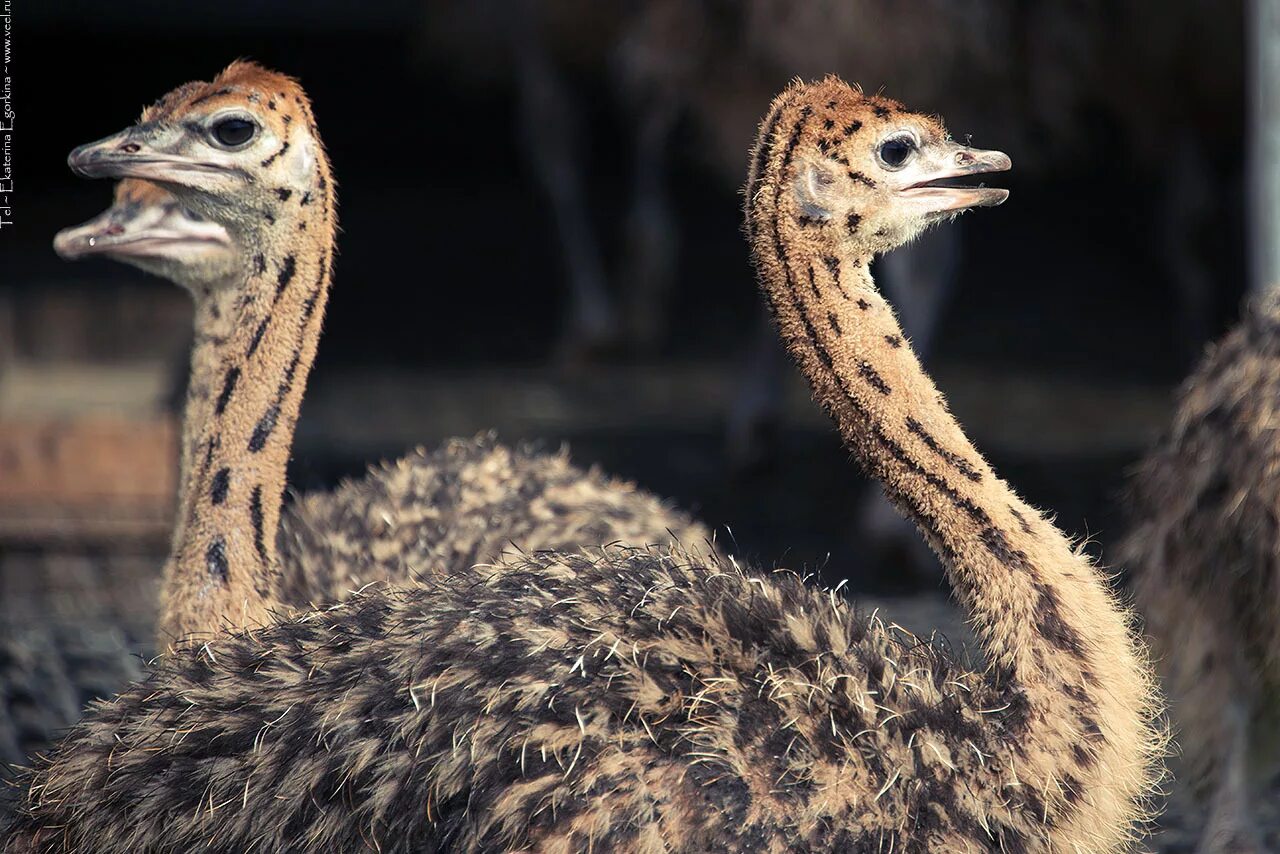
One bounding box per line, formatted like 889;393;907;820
67;145;100;178
52;230;82;260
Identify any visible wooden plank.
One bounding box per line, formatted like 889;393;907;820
0;415;176;542
0;360;173;416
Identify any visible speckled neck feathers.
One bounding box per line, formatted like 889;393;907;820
157;76;338;647
745;78;1162;850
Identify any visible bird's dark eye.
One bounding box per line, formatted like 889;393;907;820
211;117;256;148
877;136;916;169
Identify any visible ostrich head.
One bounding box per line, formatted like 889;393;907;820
66;61;330;248
53;179;237;293
752;76;1011;258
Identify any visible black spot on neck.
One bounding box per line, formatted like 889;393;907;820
201;433;220;472
250;485;266;561
300;191;312;206
248;404;280;452
884;335;902;348
302;289;321;321
856;298;870;310
1010;506;1033;534
858;362;891;395
214;367;240;416
246;317;269;358
872;104;892;118
1034;582;1087;658
253;253;266;276
206;536;229;584
822;118;835;130
827;312;842;335
267;99;277;111
846;212;861;235
905;416;983;483
276;255;296;296
210;467;230;505
275;188;292;201
843;120;862;136
281;350;302;387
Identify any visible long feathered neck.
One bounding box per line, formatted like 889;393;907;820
168;287;238;552
158;159;337;648
744;84;1158;845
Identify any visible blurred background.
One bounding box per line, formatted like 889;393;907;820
0;0;1252;644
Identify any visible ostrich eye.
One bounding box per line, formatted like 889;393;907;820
211;117;257;149
877;136;916;170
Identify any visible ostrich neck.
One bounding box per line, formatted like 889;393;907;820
168;290;239;552
744;100;1152;812
763;237;1105;686
158;182;336;647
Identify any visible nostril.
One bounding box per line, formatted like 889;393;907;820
955;151;974;165
104;224;126;236
119;142;141;154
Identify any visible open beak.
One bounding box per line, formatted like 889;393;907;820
67;129;233;184
53;208;230;262
899;143;1011;214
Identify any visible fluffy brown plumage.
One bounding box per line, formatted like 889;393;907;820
1123;290;1280;853
278;434;708;607
0;548;1054;853
2;76;1163;853
0;436;705;789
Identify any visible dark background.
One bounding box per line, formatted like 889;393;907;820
2;0;1249;591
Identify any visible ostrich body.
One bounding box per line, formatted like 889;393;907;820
1123;289;1280;853
3;76;1161;853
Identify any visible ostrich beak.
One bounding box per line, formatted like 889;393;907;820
68;129;239;185
899;143;1012;214
54;202;230;261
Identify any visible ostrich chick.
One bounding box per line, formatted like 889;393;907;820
51;67;709;650
1;63;710;795
1123;289;1280;854
3;76;1161;853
